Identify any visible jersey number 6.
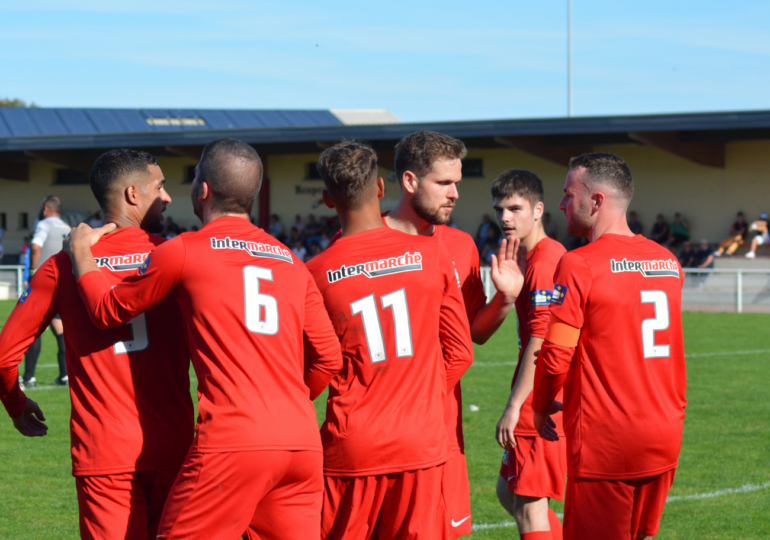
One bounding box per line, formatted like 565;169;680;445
244;266;279;335
351;288;413;364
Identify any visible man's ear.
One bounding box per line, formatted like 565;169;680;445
376;177;385;199
125;184;140;206
401;171;419;195
533;201;545;221
322;189;335;209
591;190;605;215
197;181;211;202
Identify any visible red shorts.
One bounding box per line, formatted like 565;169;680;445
322;464;444;540
75;468;179;540
438;450;472;539
499;435;566;501
157;450;323;540
564;469;676;540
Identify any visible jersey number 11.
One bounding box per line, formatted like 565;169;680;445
351;288;414;364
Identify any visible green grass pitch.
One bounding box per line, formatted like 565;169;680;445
1;299;768;539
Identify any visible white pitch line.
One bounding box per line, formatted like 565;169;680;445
471;349;770;368
470;482;770;531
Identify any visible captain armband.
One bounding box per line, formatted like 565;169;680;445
544;315;580;348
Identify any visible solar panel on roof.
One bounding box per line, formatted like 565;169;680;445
57;109;97;135
0;108;40;136
27;109;70;135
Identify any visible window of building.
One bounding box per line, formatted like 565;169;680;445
55;168;89;185
306;163;323;180
0;213;6;230
18;212;28;230
462;158;484;178
184;165;196;184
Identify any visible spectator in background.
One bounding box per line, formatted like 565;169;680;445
87;210;103;228
628;211;643;236
162;216;181;239
678;241;697;268
293;214;305;234
695;239;715;269
542;212;557;239
0;235;4;264
745;213;769;258
291;238;307;262
714;211;748;256
651;214;670;244
479;225;501;266
307;243;322;261
668;213;690;248
268;214;285;241
475;214;500;252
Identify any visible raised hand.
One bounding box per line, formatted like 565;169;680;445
12;397;48;437
490;237;525;302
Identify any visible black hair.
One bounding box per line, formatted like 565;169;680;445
490;169;544;208
316;141;378;209
90;149;159;208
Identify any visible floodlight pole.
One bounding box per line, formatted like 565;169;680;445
567;0;572;116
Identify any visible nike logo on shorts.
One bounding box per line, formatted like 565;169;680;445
508;475;516;481
451;516;471;527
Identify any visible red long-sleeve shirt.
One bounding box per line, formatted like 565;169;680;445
77;217;342;454
307;227;474;475
533;234;687;479
0;227;194;476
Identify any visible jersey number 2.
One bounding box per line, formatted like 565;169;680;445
244;266;279;335
351;288;413;363
640;290;670;358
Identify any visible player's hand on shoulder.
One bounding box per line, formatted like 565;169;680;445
64;222;116;256
533;400;562;442
495;405;520;449
490;237;525;302
12;397;48;437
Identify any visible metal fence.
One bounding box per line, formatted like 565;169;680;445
0;265;24;301
479;267;770;313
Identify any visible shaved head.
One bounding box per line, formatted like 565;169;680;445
197;138;263;215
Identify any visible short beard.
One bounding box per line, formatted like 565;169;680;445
191;183;204;222
566;204;592;237
145;217;164;234
412;188;451;226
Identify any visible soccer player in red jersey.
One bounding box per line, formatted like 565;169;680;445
306;141;474;540
532;153;687;540
384;132;522;538
66;138;343;540
0;149;194;540
491;170;567;540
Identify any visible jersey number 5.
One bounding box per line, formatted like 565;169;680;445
641;290;670;358
244;266;279;335
351;288;413;363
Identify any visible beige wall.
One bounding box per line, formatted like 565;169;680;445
2;141;769;255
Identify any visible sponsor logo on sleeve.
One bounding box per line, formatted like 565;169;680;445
610;258;680;277
326;252;422;284
530;289;553;307
210;237;293;263
139;257;151;275
19;285;31;304
551;284;568;305
94;252;150;272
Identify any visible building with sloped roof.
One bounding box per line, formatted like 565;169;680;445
1;107;769;256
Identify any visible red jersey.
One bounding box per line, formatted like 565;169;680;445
76;217;342;454
306;227;474;475
432;224;486;452
0;227;193;476
533;234;687;479
330;218;484;452
511;236;566;436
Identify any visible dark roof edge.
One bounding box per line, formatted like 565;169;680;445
2;110;770;152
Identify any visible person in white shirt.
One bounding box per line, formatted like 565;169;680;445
22;196;71;387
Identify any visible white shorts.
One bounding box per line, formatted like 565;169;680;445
756;233;770;245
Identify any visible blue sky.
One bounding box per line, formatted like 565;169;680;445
1;0;768;122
